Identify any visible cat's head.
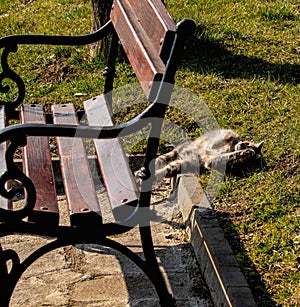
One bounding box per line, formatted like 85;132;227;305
234;140;264;157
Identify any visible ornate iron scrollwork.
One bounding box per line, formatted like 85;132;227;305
0;44;25;115
0;244;20;277
0;244;21;306
0;135;36;222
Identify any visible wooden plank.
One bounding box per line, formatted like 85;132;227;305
52;104;102;227
0;106;9;210
110;0;166;100
84;95;138;221
128;0;176;63
21;104;59;226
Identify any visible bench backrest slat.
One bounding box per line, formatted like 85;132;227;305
128;0;176;62
110;0;176;100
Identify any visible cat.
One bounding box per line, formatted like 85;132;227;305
138;129;264;186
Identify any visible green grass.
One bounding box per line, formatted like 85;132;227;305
1;0;299;305
165;0;299;305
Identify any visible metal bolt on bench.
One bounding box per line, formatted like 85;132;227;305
0;0;195;305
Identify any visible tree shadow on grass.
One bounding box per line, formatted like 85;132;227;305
183;25;300;85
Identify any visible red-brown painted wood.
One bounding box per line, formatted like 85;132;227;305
21;104;59;226
84;95;138;221
52;104;102;227
111;0;167;100
128;0;176;62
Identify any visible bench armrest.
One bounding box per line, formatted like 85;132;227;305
0;99;167;144
0;118;143;143
0;21;114;116
0;20;113;48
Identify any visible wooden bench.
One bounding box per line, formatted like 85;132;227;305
0;0;195;305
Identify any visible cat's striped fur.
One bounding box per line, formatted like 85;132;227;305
153;129;263;184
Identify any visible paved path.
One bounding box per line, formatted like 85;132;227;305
1;196;213;307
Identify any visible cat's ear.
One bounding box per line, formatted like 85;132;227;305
255;141;264;154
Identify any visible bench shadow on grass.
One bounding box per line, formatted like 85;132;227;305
215;209;277;306
183;25;300;85
216;162;277;306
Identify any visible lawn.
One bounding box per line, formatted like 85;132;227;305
0;0;299;305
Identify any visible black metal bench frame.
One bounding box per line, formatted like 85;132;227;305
0;0;195;305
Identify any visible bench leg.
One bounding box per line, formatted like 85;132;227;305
140;226;176;306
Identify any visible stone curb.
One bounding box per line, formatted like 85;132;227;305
176;175;257;307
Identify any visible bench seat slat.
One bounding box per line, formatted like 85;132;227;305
21;104;59;226
52;104;102;227
84;95;138;221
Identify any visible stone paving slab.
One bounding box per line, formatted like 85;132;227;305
1;167;258;306
1;197;213;307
